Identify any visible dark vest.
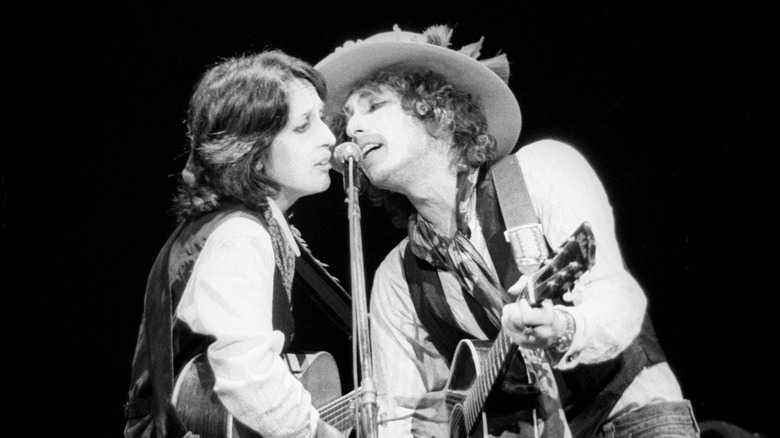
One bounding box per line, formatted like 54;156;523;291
404;168;668;438
123;205;294;438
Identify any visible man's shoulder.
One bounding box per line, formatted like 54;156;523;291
514;138;578;159
376;237;410;271
372;237;413;288
511;139;591;178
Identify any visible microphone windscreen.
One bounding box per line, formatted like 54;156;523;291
333;142;362;164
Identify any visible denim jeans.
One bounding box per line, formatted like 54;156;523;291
595;400;700;438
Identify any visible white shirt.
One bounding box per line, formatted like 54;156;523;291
175;198;320;438
369;140;683;437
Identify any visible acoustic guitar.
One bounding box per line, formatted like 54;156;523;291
445;222;596;437
172;351;357;437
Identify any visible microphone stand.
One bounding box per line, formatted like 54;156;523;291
336;143;378;438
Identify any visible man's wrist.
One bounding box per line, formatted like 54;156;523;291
551;310;575;353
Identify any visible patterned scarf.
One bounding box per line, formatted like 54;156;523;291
263;208;296;299
407;169;512;328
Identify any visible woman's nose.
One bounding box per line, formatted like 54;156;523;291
316;116;336;146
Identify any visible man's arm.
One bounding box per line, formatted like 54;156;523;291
370;243;451;437
517;140;648;368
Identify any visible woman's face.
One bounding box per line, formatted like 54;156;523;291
264;79;335;211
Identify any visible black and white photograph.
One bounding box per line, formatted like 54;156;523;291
5;2;772;437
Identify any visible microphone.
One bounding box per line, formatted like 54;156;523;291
333;142;363;167
332;142;363;192
506;224;549;276
505;224;549;304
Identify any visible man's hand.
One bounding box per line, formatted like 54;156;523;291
502;275;568;351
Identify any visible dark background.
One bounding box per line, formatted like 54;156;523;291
5;1;773;436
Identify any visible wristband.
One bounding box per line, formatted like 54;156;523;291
551;310;575;353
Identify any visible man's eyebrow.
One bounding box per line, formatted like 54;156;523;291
342;89;378;116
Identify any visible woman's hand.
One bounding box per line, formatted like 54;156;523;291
315;419;346;437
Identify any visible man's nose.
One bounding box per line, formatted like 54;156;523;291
345;114;364;139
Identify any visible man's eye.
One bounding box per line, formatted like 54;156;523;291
369;100;385;112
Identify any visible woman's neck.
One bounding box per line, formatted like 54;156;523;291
269;194;294;215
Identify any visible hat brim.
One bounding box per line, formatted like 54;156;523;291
315;40;521;159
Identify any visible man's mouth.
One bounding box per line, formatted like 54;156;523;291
355;134;387;161
361;142;382;157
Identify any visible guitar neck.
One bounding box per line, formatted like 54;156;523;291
318;389;358;433
462;330;514;428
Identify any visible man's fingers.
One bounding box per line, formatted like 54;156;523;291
507;275;529;295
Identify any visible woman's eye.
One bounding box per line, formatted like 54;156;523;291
294;122;310;133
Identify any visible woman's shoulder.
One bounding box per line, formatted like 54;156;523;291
208;214;270;245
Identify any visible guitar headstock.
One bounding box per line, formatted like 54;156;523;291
526;222;595;305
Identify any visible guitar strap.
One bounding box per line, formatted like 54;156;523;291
293;238;352;336
490;155;539;232
489;154;549;276
488;155;572;438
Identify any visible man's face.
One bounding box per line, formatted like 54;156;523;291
342;87;433;191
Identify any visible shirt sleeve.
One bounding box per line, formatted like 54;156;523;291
516;139;648;369
369;241;451;438
176;217;320;438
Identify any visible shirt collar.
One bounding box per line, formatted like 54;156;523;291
266;197;301;257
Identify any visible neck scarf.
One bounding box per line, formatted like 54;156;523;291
407;169;511;328
263;207;296;300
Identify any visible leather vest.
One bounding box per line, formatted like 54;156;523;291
123;205;294;438
404;169;668;437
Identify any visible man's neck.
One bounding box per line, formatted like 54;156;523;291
405;166;459;236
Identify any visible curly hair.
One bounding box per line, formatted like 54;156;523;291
173;50;327;221
332;68;497;228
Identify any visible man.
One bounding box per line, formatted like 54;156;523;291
316;25;699;437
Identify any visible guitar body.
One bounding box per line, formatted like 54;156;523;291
446;340;538;438
172;351;354;438
446;340;490;438
445;222;596;437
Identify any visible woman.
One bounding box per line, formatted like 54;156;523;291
124;50;345;438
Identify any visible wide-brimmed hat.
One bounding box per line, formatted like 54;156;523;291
315;24;522;159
